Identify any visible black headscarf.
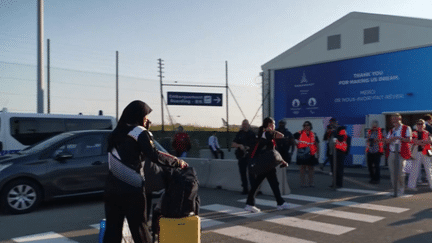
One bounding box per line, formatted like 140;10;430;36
108;100;152;151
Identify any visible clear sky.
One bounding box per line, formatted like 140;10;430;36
1;0;432;127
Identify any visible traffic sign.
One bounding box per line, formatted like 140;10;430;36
167;92;223;106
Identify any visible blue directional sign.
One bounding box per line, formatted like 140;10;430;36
167;92;223;106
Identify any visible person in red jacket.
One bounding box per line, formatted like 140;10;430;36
172;126;191;157
330;126;349;188
366;120;385;184
385;113;412;197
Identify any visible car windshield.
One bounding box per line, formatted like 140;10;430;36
19;132;74;154
154;140;168;153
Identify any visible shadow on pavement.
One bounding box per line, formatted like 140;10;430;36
393;232;432;243
389;208;432;226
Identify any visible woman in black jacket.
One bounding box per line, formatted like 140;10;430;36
244;117;290;213
103;100;187;243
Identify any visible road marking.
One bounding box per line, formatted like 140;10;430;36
237;198;302;208
336;188;412;198
13;232;77;242
266;215;355;235
203;203;355;235
300;207;383;223
201;204;266;218
337;188;391;195
283;194;409;213
330;200;409;213
212;225;316;243
200;204;266;229
239;198;384;223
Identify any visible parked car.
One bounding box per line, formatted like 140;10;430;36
0;130;168;214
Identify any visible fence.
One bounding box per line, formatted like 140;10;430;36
0;61;262;128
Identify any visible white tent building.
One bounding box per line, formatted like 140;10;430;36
261;12;432;166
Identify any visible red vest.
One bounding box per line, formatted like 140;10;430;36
335;129;348;152
413;130;431;155
366;128;384;153
297;130;318;156
390;125;411;160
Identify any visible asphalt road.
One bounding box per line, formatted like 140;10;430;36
1;166;432;243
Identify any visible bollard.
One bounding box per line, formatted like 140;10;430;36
99;219;106;243
393;144;399;197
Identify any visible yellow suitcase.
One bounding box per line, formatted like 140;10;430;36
159;215;201;243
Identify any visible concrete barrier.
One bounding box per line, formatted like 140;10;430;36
183;158;211;187
183;157;290;196
199;148;236;160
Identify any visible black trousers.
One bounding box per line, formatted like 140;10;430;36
246;168;285;206
238;157;253;191
209;146;224;159
103;191;152;243
367;152;382;182
334;151;346;187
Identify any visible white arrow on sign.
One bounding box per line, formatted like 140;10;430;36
214;97;221;103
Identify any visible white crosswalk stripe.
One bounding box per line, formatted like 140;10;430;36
202;204;356;235
266;215;355;235
238;198;385;222
212;225;316;243
13;232;78;242
283;194;410;213
6;188;413;243
336;187;412;198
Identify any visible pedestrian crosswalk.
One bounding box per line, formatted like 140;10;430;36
6;188;411;243
200;188;411;242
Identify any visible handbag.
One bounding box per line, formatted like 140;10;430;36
248;149;284;176
297;146;311;161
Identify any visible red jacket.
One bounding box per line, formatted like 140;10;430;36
172;132;191;153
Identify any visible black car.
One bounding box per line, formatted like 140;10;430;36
0;130;167;214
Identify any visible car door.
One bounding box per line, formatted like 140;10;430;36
46;133;108;195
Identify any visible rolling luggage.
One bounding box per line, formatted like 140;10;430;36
159;215;201;243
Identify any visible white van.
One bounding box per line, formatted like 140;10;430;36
0;109;116;156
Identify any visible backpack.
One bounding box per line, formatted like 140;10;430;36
160;166;200;218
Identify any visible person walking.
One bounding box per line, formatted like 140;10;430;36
244;117;290;213
366;120;384;184
294;121;320;187
407;119;432;191
208;131;224;159
232;119;257;194
103;100;188;243
385;113;412;196
276;120;295;165
172;126;191;157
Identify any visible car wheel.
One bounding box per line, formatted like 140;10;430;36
1;179;43;214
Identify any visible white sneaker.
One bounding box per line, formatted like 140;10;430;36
244;204;261;213
277;202;291;211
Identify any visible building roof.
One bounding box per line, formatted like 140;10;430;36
262;12;432;71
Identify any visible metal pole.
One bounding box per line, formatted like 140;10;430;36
333;143;337;189
116;51;119;122
226;61;229;150
37;0;44;113
158;59;164;132
47;38;50;114
267;69;271;118
394;144;400;197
